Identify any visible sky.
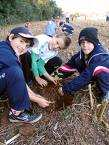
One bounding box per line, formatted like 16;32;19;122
55;0;109;15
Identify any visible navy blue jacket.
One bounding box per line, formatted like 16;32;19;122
0;41;31;110
62;44;109;95
62;23;74;35
0;41;21;69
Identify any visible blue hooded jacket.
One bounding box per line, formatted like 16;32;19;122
62;44;109;95
0;41;21;69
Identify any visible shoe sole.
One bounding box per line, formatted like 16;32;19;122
9;114;42;123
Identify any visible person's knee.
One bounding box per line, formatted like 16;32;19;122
6;66;24;81
55;57;62;66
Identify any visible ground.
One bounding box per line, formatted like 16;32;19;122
0;20;109;145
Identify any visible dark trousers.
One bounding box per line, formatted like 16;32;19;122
20;53;33;84
45;56;62;74
0;66;30;110
20;52;62;83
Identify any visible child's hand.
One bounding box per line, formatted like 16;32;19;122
37;97;50;108
27;86;50;108
50;76;59;85
35;77;48;87
44;72;59;85
58;87;64;96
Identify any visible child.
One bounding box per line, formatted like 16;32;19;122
31;34;71;87
25;21;32;31
59;21;74;37
0;27;50;123
58;27;109;103
44;18;57;37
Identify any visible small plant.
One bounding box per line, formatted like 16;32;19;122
60;107;72;120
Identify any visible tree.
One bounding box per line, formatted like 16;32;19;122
0;0;62;25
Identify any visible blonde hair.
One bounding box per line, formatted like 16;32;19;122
56;34;71;49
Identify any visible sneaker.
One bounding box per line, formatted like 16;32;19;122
9;110;42;123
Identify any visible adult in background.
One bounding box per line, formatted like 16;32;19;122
44;17;57;37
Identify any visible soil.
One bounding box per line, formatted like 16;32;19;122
0;20;109;145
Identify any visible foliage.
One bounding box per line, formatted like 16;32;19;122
0;0;62;26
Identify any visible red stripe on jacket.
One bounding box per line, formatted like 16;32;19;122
93;66;109;76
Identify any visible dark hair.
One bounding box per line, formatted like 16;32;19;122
78;27;99;46
6;34;34;47
59;21;64;26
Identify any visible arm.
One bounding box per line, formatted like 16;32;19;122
31;51;48;87
62;53;109;94
26;85;50;108
31;51;58;85
59;52;108;95
63;68;92;94
31;51;39;77
57;53;79;78
60;66;93;95
43;71;58;85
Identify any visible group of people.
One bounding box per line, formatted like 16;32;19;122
0;20;109;124
44;17;74;37
59;17;74;37
0;25;71;123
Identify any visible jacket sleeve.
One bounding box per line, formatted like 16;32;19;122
31;51;39;76
64;53;79;68
62;66;93;94
57;53;79;78
31;51;46;76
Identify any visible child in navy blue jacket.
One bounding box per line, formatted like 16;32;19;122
58;27;109;102
59;21;74;36
0;27;50;123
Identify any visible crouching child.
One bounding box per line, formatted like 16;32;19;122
0;27;50;123
58;27;109;104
